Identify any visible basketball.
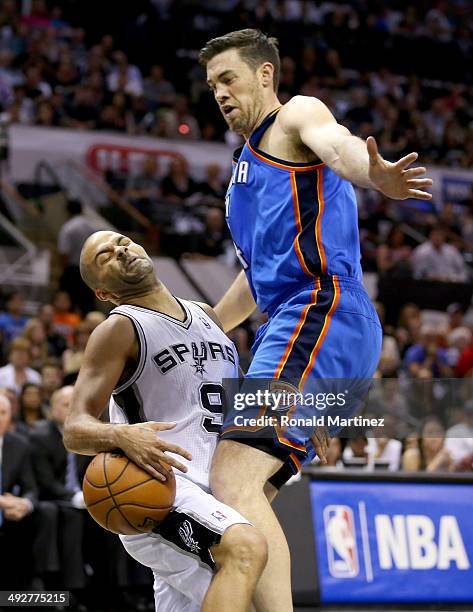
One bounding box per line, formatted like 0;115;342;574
83;451;176;535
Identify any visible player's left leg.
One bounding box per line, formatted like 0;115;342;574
203;523;267;612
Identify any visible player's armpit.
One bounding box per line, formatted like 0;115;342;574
64;315;137;455
280;96;355;171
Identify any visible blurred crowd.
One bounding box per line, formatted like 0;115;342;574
0;0;473;166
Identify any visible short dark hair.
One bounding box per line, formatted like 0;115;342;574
199;29;280;92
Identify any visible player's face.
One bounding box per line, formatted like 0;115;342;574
206;49;265;136
85;231;155;295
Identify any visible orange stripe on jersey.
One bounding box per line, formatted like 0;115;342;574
273;279;320;380
247;142;325;172
315;168;328;275
290;172;313;278
299;275;340;390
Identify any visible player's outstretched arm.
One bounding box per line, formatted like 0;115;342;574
214;269;256;333
282;96;433;201
64;315;192;481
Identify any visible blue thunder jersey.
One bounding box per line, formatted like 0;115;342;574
226;107;363;314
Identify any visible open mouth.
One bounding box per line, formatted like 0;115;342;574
222;105;237;118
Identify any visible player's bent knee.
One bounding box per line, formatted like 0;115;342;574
214;524;268;575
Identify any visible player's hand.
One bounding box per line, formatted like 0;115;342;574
311;426;329;464
115;421;192;481
367;136;433;201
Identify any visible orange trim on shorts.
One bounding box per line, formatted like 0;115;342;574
275;432;307;453
221;405;269;434
290;172;313;278
299;275;341;390
315;168;328;274
289;453;302;473
273;278;321;380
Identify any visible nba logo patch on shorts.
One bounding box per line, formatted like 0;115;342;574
324;505;359;577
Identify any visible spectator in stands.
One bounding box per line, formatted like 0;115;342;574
52;291;81;345
447;302;467;331
125;155;161;215
402;417;453;472
368;414;402;471
62;322;91;385
374;303;401;376
97;102;126;131
395;303;422;357
188;207;230;258
40;360;63;412
161;157;198;203
411;225;470;282
155;95;201;140
403;324;452;379
30;386;87;593
58;200;104;315
84;311;106;331
34;100;59;127
143;64;176;110
106;50;143;97
0;338;41;396
0;394;38;589
63;85;98;130
446;326;472;368
342;431;369;468
23;65;51;100
320;437;343;468
127;95;154;135
445;401;473;467
0;290;29;345
19;383;46;431
198;163;226;201
21;318;49;371
376;224;412;277
38;304;67;358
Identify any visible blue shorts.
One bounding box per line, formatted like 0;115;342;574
221;275;382;473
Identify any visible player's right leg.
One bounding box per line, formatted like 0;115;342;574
210;440;294;612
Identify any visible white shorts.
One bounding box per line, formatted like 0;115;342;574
120;474;250;609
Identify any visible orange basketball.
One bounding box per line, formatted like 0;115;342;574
83;451;175;535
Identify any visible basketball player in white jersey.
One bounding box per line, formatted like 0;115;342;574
64;230;268;612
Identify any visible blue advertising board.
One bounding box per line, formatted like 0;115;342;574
310;480;473;603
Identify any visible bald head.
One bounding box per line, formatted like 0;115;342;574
50;385;74;426
0;393;12;436
79;231;156;303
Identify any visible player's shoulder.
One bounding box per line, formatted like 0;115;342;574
87;313;137;353
278;95;333;132
191;301;224;331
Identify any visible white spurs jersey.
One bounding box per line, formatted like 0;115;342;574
108;299;238;490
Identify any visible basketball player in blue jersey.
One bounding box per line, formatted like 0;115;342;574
200;29;433;611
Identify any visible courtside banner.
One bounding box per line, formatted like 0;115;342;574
310;480;473;603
